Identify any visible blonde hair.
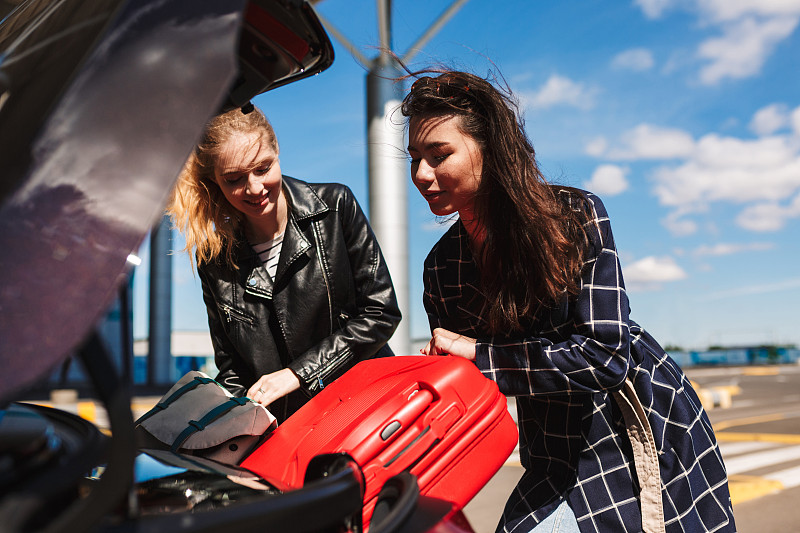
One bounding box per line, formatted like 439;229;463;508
168;107;279;270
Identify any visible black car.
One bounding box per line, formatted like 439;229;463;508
0;1;477;532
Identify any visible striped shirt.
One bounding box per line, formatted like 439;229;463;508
251;232;284;280
422;190;735;533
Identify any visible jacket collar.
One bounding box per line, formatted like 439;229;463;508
240;176;327;299
281;175;329;221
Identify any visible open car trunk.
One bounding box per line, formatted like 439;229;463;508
0;1;400;532
0;0;333;402
0;3;485;532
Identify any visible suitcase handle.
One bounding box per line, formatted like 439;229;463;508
350;388;434;464
379;401;463;474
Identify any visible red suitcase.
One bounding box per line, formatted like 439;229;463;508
240;355;518;528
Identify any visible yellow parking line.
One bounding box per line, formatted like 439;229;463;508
690;381;742;410
715;432;800;444
76;401;97;422
728;474;783;505
131;401;158;411
741;367;780;376
689;381;742;394
713;413;787;431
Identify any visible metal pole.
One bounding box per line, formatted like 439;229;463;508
309;0;469;355
119;275;133;386
402;0;469;63
367;60;410;355
148;214;173;385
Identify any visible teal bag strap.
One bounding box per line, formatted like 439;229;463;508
136;376;217;425
169;396;252;452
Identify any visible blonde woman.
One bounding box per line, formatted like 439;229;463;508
169;105;400;422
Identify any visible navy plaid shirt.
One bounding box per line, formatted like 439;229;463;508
422;191;735;533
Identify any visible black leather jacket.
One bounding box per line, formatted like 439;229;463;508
198;176;401;420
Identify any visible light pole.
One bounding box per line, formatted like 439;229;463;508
313;0;469;355
148;214;173;385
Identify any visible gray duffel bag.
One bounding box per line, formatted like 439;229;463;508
134;371;277;465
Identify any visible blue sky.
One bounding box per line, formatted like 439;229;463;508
134;0;800;351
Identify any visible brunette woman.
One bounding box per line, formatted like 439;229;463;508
403;71;735;533
169;105;400;422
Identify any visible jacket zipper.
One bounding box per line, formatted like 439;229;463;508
313;348;352;392
221;304;254;326
311;220;334;334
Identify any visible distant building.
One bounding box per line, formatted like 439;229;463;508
669;346;800;367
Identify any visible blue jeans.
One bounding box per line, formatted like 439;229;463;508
529;500;581;533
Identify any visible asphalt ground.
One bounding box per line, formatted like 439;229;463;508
37;362;800;532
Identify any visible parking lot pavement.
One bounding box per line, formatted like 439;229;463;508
461;396;518;532
462;464;521;533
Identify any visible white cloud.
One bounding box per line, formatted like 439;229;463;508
750;103;791;135
635;0;676;19
663;217;699;236
698;15;799;84
736;193;800;231
662;208;700;236
736;212;776;233
612;48;656;71
703;277;800;301
633;1;800;84
660;49;693;75
584;165;630;196
698;0;800;22
695;134;797;170
592;119;800;235
585;136;608;157
623;255;688;290
692;241;775;256
634;0;800;21
522;75;597;110
652;133;800;207
605;123;695;160
792;106;800;135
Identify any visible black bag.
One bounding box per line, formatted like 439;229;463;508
134;371;277;465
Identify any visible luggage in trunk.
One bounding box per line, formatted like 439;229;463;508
240;355;518;528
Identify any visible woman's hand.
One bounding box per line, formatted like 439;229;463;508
248;368;301;407
420;328;477;360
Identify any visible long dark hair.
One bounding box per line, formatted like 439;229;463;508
401;70;590;334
